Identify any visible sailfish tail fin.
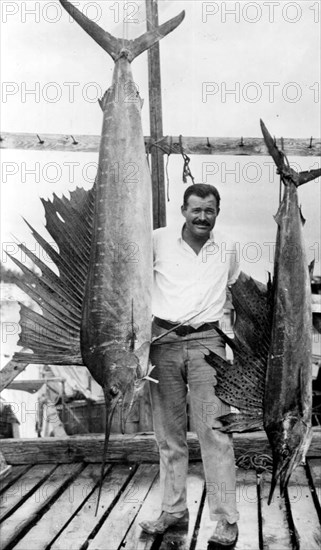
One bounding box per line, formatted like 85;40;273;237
260;119;321;186
59;0;185;61
130;11;185;59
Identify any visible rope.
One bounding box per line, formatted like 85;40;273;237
165;152;170;202
149;140;171;202
179;135;195;184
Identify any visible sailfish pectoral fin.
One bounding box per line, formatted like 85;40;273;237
59;0;185;62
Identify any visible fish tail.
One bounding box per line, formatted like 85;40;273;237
59;0;184;62
298;168;321;186
130;12;185;60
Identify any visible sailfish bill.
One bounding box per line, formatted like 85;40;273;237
204;120;320;503
8;0;185;516
59;0;185;514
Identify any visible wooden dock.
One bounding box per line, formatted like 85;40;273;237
0;432;320;550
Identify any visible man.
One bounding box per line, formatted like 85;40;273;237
140;184;240;546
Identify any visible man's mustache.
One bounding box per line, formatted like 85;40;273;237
193;220;210;226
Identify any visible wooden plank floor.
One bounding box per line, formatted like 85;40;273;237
0;460;320;550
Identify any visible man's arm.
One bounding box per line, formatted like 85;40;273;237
227;240;240;287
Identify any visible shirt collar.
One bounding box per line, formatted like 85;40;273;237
179;224;216;245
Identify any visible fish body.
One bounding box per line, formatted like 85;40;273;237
262;123;313;501
6;0;184;513
56;0;184;421
204;120;320;501
81;55;152;414
57;0;185;512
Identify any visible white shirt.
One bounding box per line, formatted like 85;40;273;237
152;225;240;328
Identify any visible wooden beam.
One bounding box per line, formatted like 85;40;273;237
1;428;320;464
7;377;65;393
146;0;166;228
2;132;319;157
153;135;321;158
0;450;12;481
0;358;29;393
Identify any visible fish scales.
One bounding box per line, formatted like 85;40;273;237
204;120;320;501
58;0;185;513
81;57;153;378
264;168;313;500
6;0;185;515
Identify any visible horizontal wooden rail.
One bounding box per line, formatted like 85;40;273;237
1;428;320;464
1;132;320;156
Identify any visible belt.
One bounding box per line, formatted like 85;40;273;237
154;316;219;337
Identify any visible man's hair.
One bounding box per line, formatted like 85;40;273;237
183;184;221;210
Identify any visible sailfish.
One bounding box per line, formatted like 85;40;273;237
205;120;321;502
8;0;185;511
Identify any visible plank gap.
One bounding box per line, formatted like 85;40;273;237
260;471;292;550
50;464;136;550
306;460;321;523
0;465;58;524
46;464;112;550
283;489;300;550
79;464;140;550
0;465;33;496
257;473;264;550
2;464;83;550
6;465;85;550
190;483;207;550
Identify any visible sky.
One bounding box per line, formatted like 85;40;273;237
1;0;321;281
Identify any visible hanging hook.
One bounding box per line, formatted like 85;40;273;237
239;137;244;147
71;135;78;145
37;134;44;145
308;136;313;149
206;137;212;148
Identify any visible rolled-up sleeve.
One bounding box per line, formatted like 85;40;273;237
227;241;241;286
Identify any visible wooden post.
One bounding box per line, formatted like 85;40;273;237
146;0;166;229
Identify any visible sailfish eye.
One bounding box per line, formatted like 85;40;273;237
110;385;119;397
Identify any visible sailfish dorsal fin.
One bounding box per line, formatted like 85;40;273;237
9;185;96;366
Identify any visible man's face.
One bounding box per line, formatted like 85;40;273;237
181;194;220;239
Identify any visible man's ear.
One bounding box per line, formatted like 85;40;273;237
181;204;186;217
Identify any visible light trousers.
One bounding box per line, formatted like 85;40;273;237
149;322;239;524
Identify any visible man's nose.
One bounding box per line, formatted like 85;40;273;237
199;211;206;220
